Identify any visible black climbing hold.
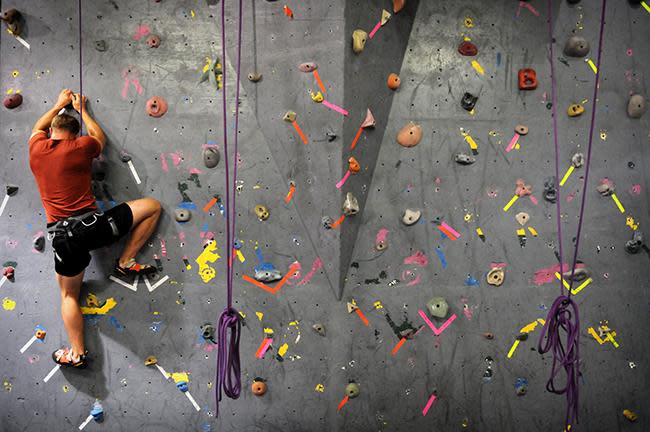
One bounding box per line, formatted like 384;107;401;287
628;161;635;169
94;40;107;52
625;231;644;254
200;323;216;343
5;185;18;196
543;177;557;203
120;153;132;163
461;92;478;111
33;236;45;252
454;153;475;165
0;8;23;36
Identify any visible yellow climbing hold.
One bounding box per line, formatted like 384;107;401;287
2;298;16;311
464;17;474;28
80;298;117;315
278;343;289;358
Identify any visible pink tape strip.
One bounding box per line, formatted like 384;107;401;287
529;195;538;205
256;338;273;359
523;2;540;15
336;170;351;189
422;394;437;416
419;310;457;336
322;100;349;116
368;21;382;39
506;133;520;153
440;222;460;239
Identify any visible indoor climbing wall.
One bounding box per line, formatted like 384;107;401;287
0;1;648;431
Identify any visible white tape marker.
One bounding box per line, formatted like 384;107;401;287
155;364;169;379
0;276;7;288
78;414;93;430
19;335;37;354
127;160;141;184
14;35;30;50
43;364;61;382
0;194;10;217
109;275;140;292
144;275;169;292
185;391;201;411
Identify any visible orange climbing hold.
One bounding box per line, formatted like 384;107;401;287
283;5;294;18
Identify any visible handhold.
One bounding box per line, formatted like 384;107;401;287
312;323;326;336
486;268;504;286
3;94;22;109
361;108;376;128
563;36;590;57
2;266;14;278
518;69;538;90
348;157;360;173
203;147;220;168
458;41;478;56
322;216;333;230
393;0;406;13
35;329;46;340
562;266;590;282
402;209;421;226
375;238;387;251
515;212;529;226
515;125;528;135
461;92;478;111
176;381;189;392
514;378;528;396
625;230;644;254
380;9;391;25
346;302;358;313
352;29;368;54
283;110;297;122
516;333;528;341
200;323;216;342
454;153;475;165
483;332;494;340
345;382;360;398
387;73;401;90
298;62;318;73
5;185;18;196
247;72;262;82
396;122;423;148
627;94;646;119
515;179;532;197
94;40;107;52
310;90;324;103
571;153;584;168
90;401;104;422
567;103;585;117
144;355;158;366
623;409;638;422
145;96;168;117
254;268;282;282
233;238;243;250
326;131;337;142
342;192;359;216
426;297;449;319
252;379;267;396
33;235;45;252
174;208;192;222
119;152;132;163
543;177;557;203
254;204;270;221
0;8;22;36
596;178;615;196
146;34;161;48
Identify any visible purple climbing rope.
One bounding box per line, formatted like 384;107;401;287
538;0;607;428
215;0;244;417
77;0;84;134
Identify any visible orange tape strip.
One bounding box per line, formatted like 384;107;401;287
203;196;218;213
331;214;345;229
355;308;369;326
255;338;272;358
337;395;349;412
391;337;407;356
242;264;299;294
350;126;363;150
313;70;326;94
285;184;295;203
292;121;308;145
438;225;457;240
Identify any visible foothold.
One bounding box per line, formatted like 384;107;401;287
322;216;333;230
515;179;532;197
627;94;646;119
203;147;220;168
0;8;22;36
567;103;585;117
514;378;528;396
387;73;401;90
298;62;318;73
518;69;538;90
312;323;326;336
35;330;46;340
461;92;478;111
543;177;557;203
486;268;504;286
515;124;528;135
90;401;104;423
483;332;494;340
2;266;14;279
247;72;262;82
146;34;161;48
458;41;478;56
625;230;644;254
596;179;615;196
572;153;584;168
623;409;638;422
233;238;243;250
516;333;528;341
348;157;360;173
563;36;590;57
254;269;282;282
33;235;45;252
380;9;391;25
515;212;529;226
201;323;216;342
426;297;449;319
361;108;376;128
144;355;158;366
145;96;168;117
326;131;337;142
283;110;297;122
252;379;267;396
342;192;359;216
393;0;406;13
352;29;368;54
174;208;192;222
254;205;270;221
3;94;23;109
402;209;421;226
119;152;132;163
310;90;324;103
94;40;107;52
454;153;475;165
176;381;189;392
345;382;360;398
562;266;590;282
396;122;423;148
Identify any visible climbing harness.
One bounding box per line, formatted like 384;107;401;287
538;0;607;429
215;0;244;416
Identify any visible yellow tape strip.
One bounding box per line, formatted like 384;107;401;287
503;195;519;212
586;58;597;74
527;227;538;236
605;332;620;348
465;135;478;150
471;60;485;75
611;194;625;213
559;165;574;187
476;227;484;237
236;250;245;263
641;1;650;13
507;339;520;358
555;273;592;295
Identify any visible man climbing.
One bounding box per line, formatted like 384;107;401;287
29;89;162;368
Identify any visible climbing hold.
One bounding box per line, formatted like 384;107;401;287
3;94;22;109
119;152;132;163
461;92;478;111
518;69;538;90
326;131;337;142
361;108;376;128
0;8;22;36
176;381;189;392
375;239;387;251
342;192;359;216
90;400;104;423
144;356;158;366
623;409;638;422
252;379;267;396
571;153;584;168
483;332;494;340
402;209;421;226
5;185;18;196
393;0;406;13
486;268;504;286
627;94;646;119
426;297;449;319
201;323;216;342
543;177;557;203
563;36;590;57
174;208;192;222
310;90;324;103
203;147;220;168
515;212;529;226
94;40;107;52
596;179;615;196
562;266;590;282
567;0;581;3
33;235;45;252
514;378;528;396
387;73;401;90
254;205;270;221
516;333;528;341
348;157;360;173
345;382;360;398
454;153;475;165
146;34;161;48
312;323;326;336
145;96;168;117
322;216;333;230
396;122;423;148
254;268;282;282
247;72;262;82
3;266;14;279
298;62;318;73
283;110;297;122
515;179;532;197
458;41;478;56
515;125;528;135
233;238;243;250
567;103;585;117
352;29;368;54
625;230;644;254
381;9;391;25
35;330;46;340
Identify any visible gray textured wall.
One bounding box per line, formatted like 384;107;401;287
0;1;649;431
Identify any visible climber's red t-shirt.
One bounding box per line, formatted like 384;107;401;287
29;131;101;223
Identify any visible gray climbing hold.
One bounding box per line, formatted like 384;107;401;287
454;153;475;165
543;177;557;203
5;185;18;196
120;153;132;163
562;266;590;282
563;36;590;57
254;269;282;282
174;208;191;222
33;235;45;252
94;40;107;51
625;230;644;254
426;297;449;319
627;94;646;119
283;110;297;122
248;72;262;82
572;153;584;168
345;382;360;398
203;147;220;168
322;216;333;229
326;131;337;142
298;62;318;73
596;180;615;196
201;323;216;342
402;209;421;226
342;192;359;216
312;323;326;336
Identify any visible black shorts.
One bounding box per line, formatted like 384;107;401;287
49;203;133;277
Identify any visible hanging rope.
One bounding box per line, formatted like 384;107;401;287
77;0;84;133
538;0;607;429
215;0;244;417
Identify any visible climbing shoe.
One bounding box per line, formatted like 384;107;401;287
114;258;157;277
52;347;87;368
